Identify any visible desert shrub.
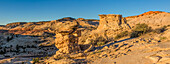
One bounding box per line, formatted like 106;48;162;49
160;37;167;40
6;35;14;42
115;31;129;39
92;36;107;45
16;44;20;53
133;23;151;33
40;57;44;60
97;36;107;42
130;31;143;38
97;42;105;46
0;50;6;54
22;62;25;64
44;55;48;59
153;27;166;34
33;57;39;64
130;23;151;38
6;37;10;42
167;25;170;27
97;50;102;53
54;55;65;59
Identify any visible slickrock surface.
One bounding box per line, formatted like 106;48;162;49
126;11;170;29
126;11;166;18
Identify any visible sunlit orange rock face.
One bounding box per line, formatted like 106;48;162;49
126;11;166;18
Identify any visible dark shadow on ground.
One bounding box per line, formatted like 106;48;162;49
73;59;87;64
94;38;134;50
87;21;99;25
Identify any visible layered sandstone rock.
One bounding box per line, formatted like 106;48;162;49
126;11;170;29
97;14;131;40
55;21;81;54
98;14;130;30
79;14;131;45
126;11;166;19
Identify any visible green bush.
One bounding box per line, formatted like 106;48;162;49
160;37;167;40
44;55;48;59
133;23;151;33
6;35;14;42
130;31;143;38
153;25;168;34
97;42;105;46
94;36;107;45
115;31;129;39
153;27;166;34
33;57;39;64
130;23;151;38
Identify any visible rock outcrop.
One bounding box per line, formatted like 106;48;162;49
126;11;166;19
78;14;131;46
57;17;76;21
97;14;131;40
126;11;170;29
0;17;98;37
98;14;130;30
55;21;81;54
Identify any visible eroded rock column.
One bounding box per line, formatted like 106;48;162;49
55;21;81;54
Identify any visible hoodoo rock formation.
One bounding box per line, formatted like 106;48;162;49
78;14;131;47
97;14;131;40
98;14;130;30
55;21;81;54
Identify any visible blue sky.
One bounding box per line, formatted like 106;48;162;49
0;0;170;25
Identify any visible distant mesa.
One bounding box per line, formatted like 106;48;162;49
57;17;76;21
126;11;167;18
6;22;27;26
77;18;85;21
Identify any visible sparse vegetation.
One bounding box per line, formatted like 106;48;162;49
97;50;102;53
97;42;105;46
130;23;151;38
90;36;107;46
153;27;166;34
160;37;167;40
6;35;14;42
152;25;170;34
115;23;152;39
33;57;40;64
0;50;6;54
54;55;64;59
115;31;129;39
44;55;48;59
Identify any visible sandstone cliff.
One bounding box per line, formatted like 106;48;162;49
126;11;170;29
